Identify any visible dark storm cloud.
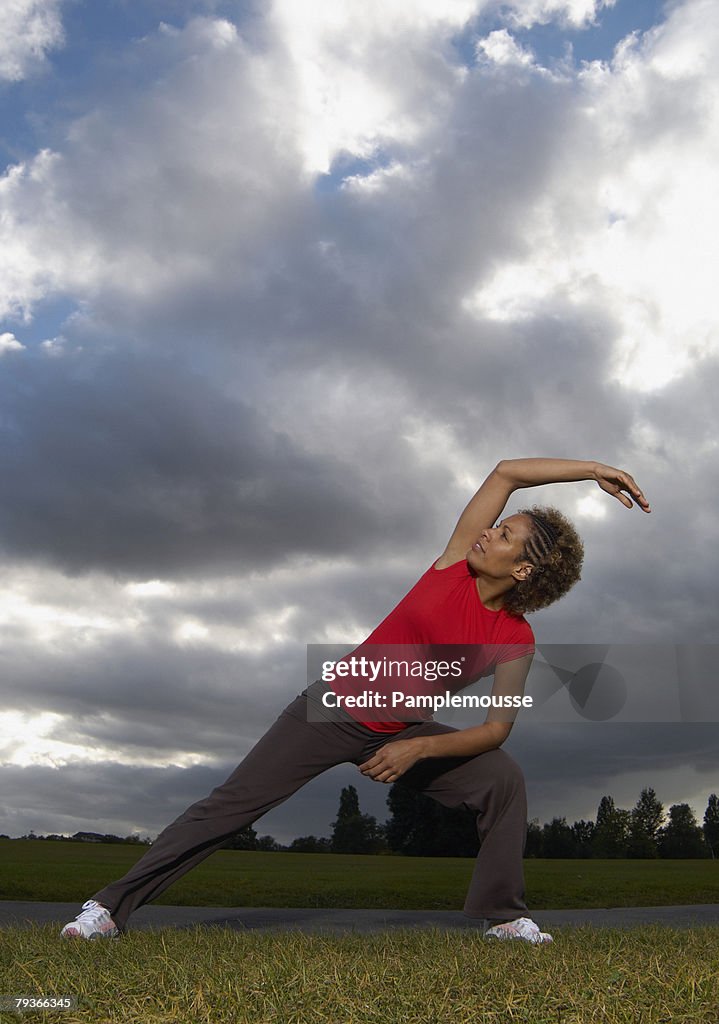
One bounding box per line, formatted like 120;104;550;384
0;345;440;576
3;723;717;845
518;722;719;783
516;721;719;825
0;753;392;845
0;628;305;752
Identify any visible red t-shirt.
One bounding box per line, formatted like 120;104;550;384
329;557;535;732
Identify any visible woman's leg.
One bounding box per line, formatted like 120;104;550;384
91;690;369;931
372;722;529;923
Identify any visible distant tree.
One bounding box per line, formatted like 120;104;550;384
570;819;595;859
592;796;630;858
223;825;258;851
288;836;332;853
331;785;385;854
541;817;576;858
659;804;709;858
256;834;283;852
18;831;148;846
703;794;719;859
628;788;664;858
524;818;543;858
123;834;151;845
385;784;479;857
594;796;613;832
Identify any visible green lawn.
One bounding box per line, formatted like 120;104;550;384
1;839;718;909
1;923;719;1023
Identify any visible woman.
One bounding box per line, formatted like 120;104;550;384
61;457;650;944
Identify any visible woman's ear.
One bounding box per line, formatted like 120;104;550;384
512;562;535;582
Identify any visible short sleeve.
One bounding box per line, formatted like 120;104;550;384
495;617;535;664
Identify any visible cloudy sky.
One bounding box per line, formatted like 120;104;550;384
1;0;718;854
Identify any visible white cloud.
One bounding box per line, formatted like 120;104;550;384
0;574;140;650
0;709;214;768
39;336;65;356
465;0;719;392
0;17;312;319
575;493;608;520
271;0;615;173
500;0;616;29
0;150;100;321
125;580;177;598
0;0;64;81
476;28;537;67
268;0;479;174
0;331;25;353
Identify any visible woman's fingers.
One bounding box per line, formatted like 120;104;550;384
628;476;651;511
598;467;651;512
621;473;651;511
360;766;394;784
359;753;402;783
609;477;632;506
358;755;393;782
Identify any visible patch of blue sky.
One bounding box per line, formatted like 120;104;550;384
1;296;79;350
314;150;396;194
452;0;671;70
0;87;40;169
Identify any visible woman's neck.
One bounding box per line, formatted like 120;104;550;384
469;566;510;611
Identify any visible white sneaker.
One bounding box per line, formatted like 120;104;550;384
60;899;120;940
485;916;553;944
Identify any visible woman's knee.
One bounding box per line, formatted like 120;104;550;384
463;748;526;808
495;749;525;790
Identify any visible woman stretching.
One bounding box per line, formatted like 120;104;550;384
61;457;650;944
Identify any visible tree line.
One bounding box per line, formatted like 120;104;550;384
5;787;718;858
525;791;718;859
229;784;719;859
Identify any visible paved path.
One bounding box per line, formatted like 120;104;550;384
2;902;719;934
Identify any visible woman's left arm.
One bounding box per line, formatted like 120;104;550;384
358;655;533;783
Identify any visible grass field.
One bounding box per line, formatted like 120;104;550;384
1;839;718;909
2;841;719;1022
1;923;719;1023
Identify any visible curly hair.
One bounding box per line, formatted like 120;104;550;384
502;505;584;617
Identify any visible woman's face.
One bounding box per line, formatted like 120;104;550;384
466;513;535;582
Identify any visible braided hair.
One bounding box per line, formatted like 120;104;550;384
502;504;584;617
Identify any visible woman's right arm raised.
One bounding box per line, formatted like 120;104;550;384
435;462;515;569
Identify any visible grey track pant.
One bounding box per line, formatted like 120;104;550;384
92;680;530;931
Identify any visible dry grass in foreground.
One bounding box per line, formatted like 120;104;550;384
1;923;719;1023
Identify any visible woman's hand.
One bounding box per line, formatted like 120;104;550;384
594;464;651;511
358;738;427;784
